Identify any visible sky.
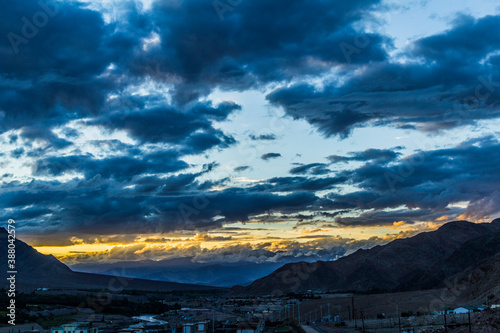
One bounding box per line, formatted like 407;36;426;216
1;0;500;265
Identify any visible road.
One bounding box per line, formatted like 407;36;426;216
301;325;322;333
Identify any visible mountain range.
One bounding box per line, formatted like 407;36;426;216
233;220;500;298
70;259;284;287
2;219;500;300
68;248;350;287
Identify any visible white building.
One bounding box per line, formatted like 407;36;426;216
453;306;476;314
52;323;98;333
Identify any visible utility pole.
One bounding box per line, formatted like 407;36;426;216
327;303;330;319
212;308;215;333
298;302;301;325
360;310;365;333
468;310;472;333
397;304;401;333
320;305;323;320
352;297;355;320
444;311;448;333
354;311;358;329
354;304;358;330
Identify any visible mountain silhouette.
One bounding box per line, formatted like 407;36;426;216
0;228;219;292
233;221;500;295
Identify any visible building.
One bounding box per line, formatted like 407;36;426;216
182;322;207;333
195;322;207;333
453;306;476;314
440;308;454;315
121;323;169;333
52;323;98;333
236;321;264;333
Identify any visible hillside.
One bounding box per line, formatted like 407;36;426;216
233;220;500;295
399;230;500;291
453;252;500;304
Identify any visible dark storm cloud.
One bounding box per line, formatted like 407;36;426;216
3;0;500;241
288;149;401;176
34;150;188;181
0;176;326;235
249;134;277;141
327;148;403;164
333;209;432;227
234;166;250;172
0;0;140;135
167;189;321;226
6;136;500;234
0;0;248;239
19;126;73;150
9;148;25;159
87;101;240;152
267;14;500;137
138;0;387;103
324;136;500;225
248;176;348;193
132;163;220;194
0;0;388;138
131;173;201;195
289;163;330;175
266;176;346;192
411;14;500;62
88;139;141;155
261;153;282;161
181;129;236;155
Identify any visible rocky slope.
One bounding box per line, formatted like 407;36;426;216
233;220;500;295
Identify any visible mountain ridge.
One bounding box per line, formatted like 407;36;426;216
232;220;500;295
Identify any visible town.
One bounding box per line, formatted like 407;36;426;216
1;288;498;333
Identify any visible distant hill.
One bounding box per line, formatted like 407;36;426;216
0;228;219;292
233;220;500;295
69;244;350;288
71;258;284;287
